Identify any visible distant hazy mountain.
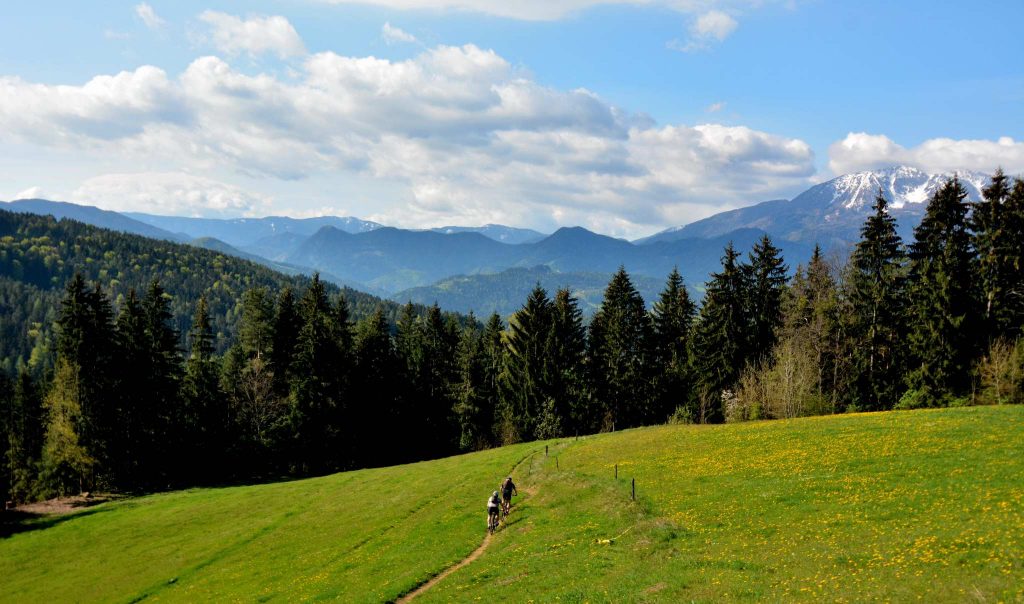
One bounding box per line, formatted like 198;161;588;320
393;265;669;317
638;166;989;248
125;213;382;250
1;199;185;242
428;224;546;244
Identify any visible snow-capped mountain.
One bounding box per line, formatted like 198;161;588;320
639;166;991;248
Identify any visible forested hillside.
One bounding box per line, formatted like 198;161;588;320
0;210;422;375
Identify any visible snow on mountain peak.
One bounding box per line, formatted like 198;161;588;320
819;166;988;212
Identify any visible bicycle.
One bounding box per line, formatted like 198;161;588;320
487;508;500;534
501;497;511;518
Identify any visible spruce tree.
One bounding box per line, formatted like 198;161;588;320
142;280;184;485
352;308;398;464
650;268;696;421
546;288;588;437
847;192;908;410
1003;179;1024;336
6;367;43;501
588;268;653;429
239;287;274;360
0;372;11;504
181;296;225;482
288;275;350;473
905;178;978;405
452;316;489;451
498;285;553;443
692;244;749;422
972;168;1009;340
113;289;149;487
417;304;459;455
269;287;300;398
745;235;788;361
479;314;505;446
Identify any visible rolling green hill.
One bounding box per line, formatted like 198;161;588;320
2;406;1021;602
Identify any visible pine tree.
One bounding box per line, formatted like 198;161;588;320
288;275;346;474
1004;178;1024;336
479;314;505;447
393;302;424;456
54;275;114;480
846;191;909;410
972;168;1009;340
745;235;788;361
0;372;11;504
269;287;300;398
588;268;653;429
905;178;978;405
39;359;94;497
113;289;149;487
5;367;43;501
546;289;588;437
650;268;696;421
692;244;750;423
417;304;458;455
181;296;225;482
452;316;489;451
352;308;399;464
239;287;274;361
142;280;184;485
498;285;553;443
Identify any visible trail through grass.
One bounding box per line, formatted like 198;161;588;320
2;407;1022;602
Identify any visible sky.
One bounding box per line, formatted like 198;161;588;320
1;1;1022;238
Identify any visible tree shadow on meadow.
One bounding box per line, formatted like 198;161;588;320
0;506;111;539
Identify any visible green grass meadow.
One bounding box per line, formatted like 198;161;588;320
2;406;1023;602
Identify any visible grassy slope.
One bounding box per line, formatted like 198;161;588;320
2;407;1023;602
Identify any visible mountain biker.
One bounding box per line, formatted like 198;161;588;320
487;490;501;532
500;476;517;516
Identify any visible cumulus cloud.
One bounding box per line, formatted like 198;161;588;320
382;22;417;44
14;186;49;200
829;133;1024;176
0;44;817;236
198;11;307;59
73;172;273;217
135;3;166;29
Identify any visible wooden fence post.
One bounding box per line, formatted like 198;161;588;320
556;456;559;470
631;478;635;501
615;464;618;479
545;445;548;457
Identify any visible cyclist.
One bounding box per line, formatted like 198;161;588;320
500;476;517;517
486;490;501;533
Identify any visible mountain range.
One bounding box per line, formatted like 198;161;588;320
1;165;992;316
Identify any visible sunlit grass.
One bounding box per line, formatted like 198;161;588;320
1;407;1021;602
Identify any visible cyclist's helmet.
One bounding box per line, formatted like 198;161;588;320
492;491;499;498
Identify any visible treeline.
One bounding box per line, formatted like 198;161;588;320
2;170;1023;504
0;209;424;375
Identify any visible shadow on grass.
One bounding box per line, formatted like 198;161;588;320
0;507;111;539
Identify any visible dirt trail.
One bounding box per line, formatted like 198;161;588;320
394;448;551;602
395;533;492;603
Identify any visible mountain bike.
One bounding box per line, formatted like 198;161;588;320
488;508;499;534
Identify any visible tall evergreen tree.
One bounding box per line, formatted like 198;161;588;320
905;178;978;405
745;235;788;361
479;314;505;446
239;287;274;361
417;304;459;455
352;308;399;464
0;372;11;504
5;367;43;501
142;280;184;485
288;275;346;474
453;316;489;451
269;287;300;398
1004;178;1024;336
846;192;908;410
54;275;114;477
692;244;750;422
650;268;696;421
588;268;654;429
181;296;225;482
498;285;553;443
546;289;589;437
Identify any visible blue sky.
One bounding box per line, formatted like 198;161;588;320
1;0;1021;237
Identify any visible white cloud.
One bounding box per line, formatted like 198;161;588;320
0;44;817;236
382;22;418;44
671;10;738;52
829;133;1024;176
135;3;166;29
706;101;725;113
14;186;49;200
198;11;306;59
72;172;273;217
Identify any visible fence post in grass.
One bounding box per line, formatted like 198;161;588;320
631;478;635;501
556;456;559;470
545;445;548;457
615;464;618;479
